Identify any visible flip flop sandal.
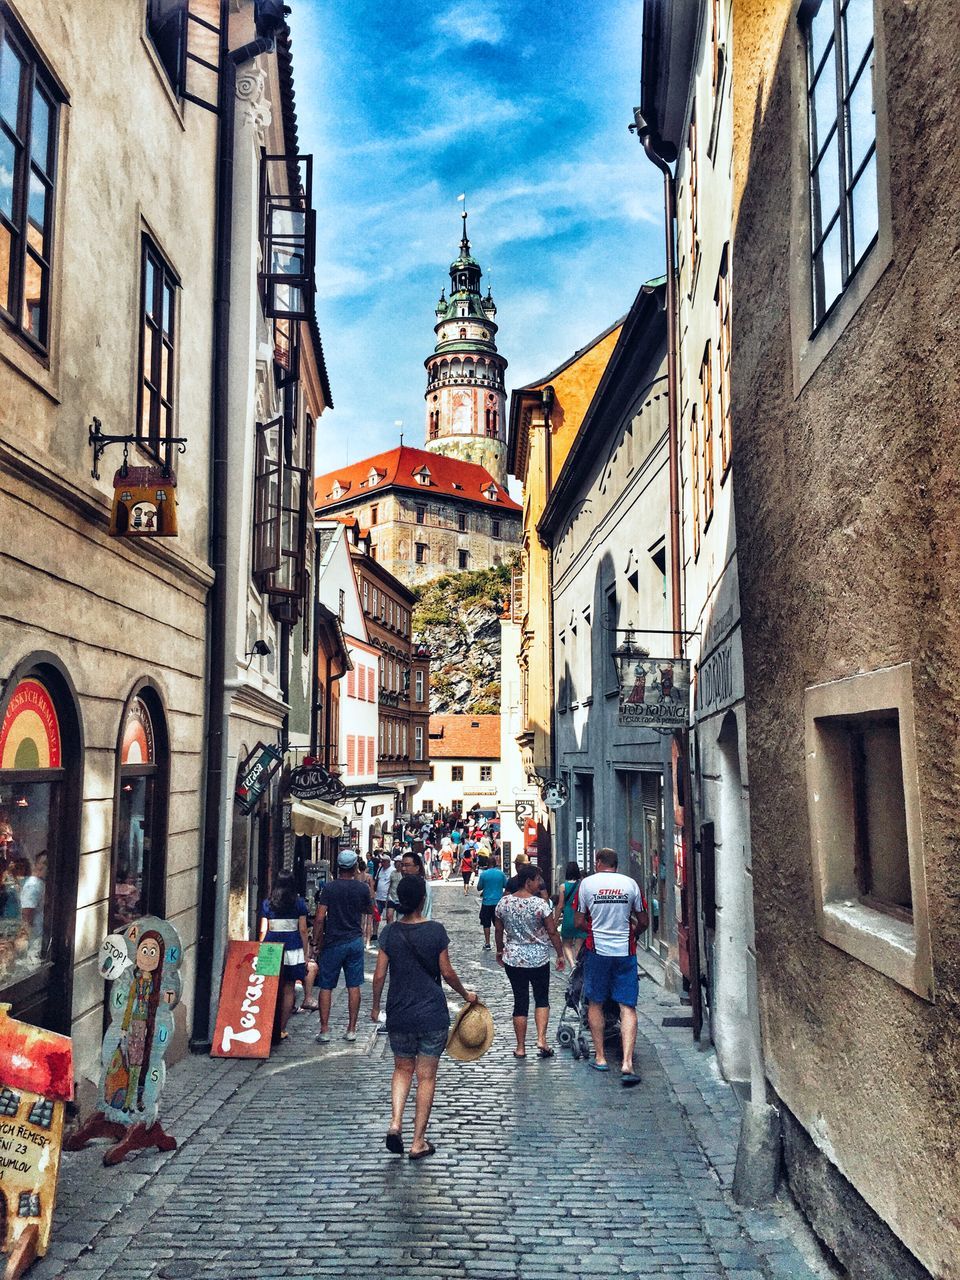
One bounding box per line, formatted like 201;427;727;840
513;1050;527;1059
589;1061;609;1072
408;1142;436;1161
279;1031;290;1041
621;1072;643;1088
385;1130;404;1154
537;1047;555;1059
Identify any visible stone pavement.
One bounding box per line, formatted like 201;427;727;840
34;886;840;1280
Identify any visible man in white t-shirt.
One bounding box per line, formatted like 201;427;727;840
574;847;648;1087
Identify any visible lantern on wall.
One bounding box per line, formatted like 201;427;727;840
108;466;179;538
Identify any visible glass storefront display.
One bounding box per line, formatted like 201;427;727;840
112;694;166;930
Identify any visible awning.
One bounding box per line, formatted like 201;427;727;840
291;799;349;838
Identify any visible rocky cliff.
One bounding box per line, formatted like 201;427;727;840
412;562;514;714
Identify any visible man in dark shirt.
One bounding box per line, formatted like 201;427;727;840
313;850;373;1044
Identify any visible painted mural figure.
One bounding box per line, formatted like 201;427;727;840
624;669;647;705
99;916;182;1127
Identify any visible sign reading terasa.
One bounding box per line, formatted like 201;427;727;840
236;743;283;814
618;657;691;730
211;941;283;1059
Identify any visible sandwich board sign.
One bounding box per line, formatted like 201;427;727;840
211;941;284;1058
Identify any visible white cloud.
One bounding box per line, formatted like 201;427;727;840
433;4;506;48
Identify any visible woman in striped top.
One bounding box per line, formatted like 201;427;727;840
260;873;309;1041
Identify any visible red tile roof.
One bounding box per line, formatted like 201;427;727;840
428;714;500;759
315;445;521;513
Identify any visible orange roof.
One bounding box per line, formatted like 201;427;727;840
315;445;521;513
428;714;500;759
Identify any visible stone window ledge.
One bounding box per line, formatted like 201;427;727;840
821;900;928;1000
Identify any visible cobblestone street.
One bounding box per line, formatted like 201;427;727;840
36;888;835;1280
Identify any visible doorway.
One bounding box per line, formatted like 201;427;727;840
573;774;594;874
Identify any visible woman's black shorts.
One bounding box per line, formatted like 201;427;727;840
504;962;551;1017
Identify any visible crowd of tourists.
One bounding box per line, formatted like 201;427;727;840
259;830;648;1161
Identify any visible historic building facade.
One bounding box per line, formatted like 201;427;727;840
314;446;520;587
424;212;508;486
730;1;960;1275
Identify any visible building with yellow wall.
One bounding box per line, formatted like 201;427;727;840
506;321;623;873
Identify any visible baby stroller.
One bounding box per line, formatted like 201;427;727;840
555;951;621;1061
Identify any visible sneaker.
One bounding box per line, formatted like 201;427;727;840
315;1030;331;1044
483;943;491;951
343;1030;358;1042
376;1022;389;1036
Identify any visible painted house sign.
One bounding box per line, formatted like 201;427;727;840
0;680;61;770
236;743;283;815
618;658;691;730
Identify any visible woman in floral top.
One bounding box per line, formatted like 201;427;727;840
495;864;565;1059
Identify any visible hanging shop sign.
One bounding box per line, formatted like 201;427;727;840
0;1004;73;1279
618;657;691;730
108;467;179;538
540;779;568;811
210;941;283;1059
288;763;339;801
0;679;61;770
66;917;183;1164
236;743;283;815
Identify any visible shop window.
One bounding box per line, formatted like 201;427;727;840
805;664;933;1000
451;765;464;782
137;237;179;456
0;663;81;1034
112;689;168;930
0;10;61;350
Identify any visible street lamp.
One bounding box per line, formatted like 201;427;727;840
352;795;367;818
613;629;649;690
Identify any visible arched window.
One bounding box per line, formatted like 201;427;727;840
111;685;169;930
0;655;83;1033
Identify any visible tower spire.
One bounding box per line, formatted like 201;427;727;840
457;192;469;253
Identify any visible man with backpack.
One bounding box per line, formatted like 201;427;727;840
574;847;648;1087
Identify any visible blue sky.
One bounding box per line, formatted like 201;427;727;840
287;0;665;471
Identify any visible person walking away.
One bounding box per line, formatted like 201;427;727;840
401;850;433;920
371;876;477;1160
494;864;564;1059
373;852;393;937
574;847;648;1087
313;851;373;1043
475;858;507;950
259;872;309;1041
555;861;588;970
460;850;475;895
357;858;377;951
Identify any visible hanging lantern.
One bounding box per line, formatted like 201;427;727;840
108;466;179;538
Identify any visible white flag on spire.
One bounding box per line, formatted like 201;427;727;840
457;193;466;201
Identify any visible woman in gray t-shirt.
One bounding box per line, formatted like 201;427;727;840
371;876;476;1161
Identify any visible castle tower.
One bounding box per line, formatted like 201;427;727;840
424;211;508;485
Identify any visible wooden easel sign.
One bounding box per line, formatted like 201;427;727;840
210;941;283;1058
0;1004;73;1279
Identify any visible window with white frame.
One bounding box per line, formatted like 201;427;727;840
415;670;424;703
414;725;424;761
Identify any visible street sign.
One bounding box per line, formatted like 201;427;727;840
514;800;534;823
211;941;284;1059
618;657;691;730
236;743;283;814
288;763;333;800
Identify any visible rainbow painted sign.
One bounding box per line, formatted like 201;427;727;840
0;681;61;770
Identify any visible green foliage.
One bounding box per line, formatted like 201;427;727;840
412;562;512;631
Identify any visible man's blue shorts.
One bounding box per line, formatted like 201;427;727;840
583;950;639;1007
318;936;365;990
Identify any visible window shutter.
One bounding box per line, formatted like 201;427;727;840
357;735;365;776
368;737;375;772
253;417;283;581
181;0;222;113
347;735;356;774
367;667;375;702
347;668;356;698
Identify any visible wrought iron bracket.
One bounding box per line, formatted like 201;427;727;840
88;417;188;481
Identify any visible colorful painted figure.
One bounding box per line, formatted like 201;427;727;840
98;916;182;1128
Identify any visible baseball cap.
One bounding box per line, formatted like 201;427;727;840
337;849;359;869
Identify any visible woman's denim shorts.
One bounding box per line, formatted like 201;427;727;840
388;1026;448;1059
